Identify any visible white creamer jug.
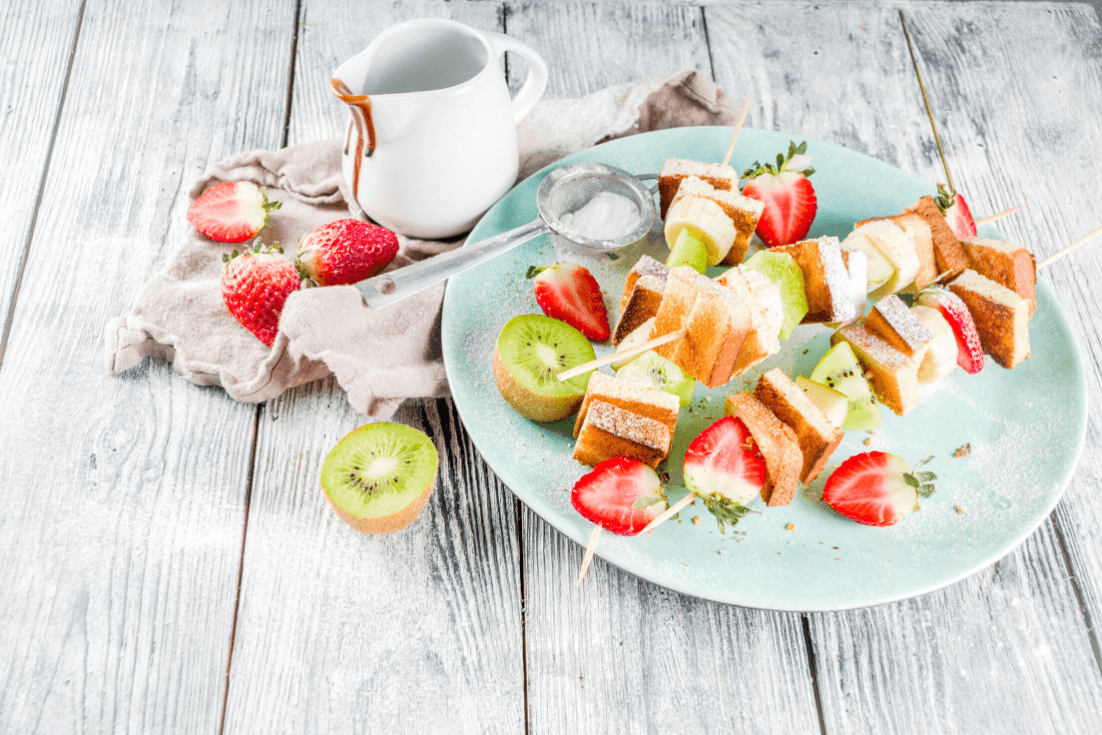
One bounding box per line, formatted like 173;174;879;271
332;19;548;239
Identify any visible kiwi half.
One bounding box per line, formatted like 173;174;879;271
493;314;595;422
809;342;882;430
616;350;694;407
321;422;439;534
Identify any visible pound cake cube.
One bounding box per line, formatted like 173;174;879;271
961;237;1037;316
657;158;737;218
754;369;844;484
612;275;665;345
651;266;752;388
723;392;803;506
906;195;970;278
713;267;783;374
621;255;669;310
864;294;933;357
773;236;857;324
573;400;672;468
573;371;679;438
671;176;764;265
948;269;1031;369
831;325;919;416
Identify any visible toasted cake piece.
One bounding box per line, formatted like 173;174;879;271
961;237;1037;316
612;275;665;345
773;236;856;323
723;392;803;506
906;196;970;278
657;158;737;218
573;400;672;468
713;267;783;374
836;247;869;325
948;269;1031;369
621;255;669;310
864;294;933;357
651;266;752;388
831;325;919;416
754;369;844;484
573;371;680;438
671;176;764;266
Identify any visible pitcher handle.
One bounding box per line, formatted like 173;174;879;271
483;31;548;125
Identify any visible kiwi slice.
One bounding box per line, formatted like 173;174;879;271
493;314;595;422
616;350;694;407
321;422;439;534
809;342;882;430
743;250;808;339
666;229;707;274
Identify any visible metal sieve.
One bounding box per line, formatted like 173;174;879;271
356;162;657;309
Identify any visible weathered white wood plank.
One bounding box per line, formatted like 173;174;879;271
709;3;1102;733
224;389;526;734
0;0;82;351
503;4;821;733
221;3;527;733
0;1;296;733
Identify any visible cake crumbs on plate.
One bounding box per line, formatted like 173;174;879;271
954;443;972;458
692;515;701;526
786;523;796;532
863;437;873;446
956;505;966;514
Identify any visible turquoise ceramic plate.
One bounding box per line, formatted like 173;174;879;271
440;127;1087;611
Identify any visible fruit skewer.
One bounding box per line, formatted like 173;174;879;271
571;457;670;586
721;97;752;167
975;205;1027;227
557;328;686;382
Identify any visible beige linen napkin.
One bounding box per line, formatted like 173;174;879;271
105;69;739;419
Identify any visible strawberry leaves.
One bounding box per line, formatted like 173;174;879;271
903;455;938;499
742;141;815;180
700;493;758;533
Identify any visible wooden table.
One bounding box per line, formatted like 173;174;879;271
3;1;1102;732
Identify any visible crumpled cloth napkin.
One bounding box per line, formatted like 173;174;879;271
105;69;739;419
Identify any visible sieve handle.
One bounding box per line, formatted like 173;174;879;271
355;218;550;309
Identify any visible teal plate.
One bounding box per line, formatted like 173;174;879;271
440;127;1087;611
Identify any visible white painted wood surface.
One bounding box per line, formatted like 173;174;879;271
2;1;1102;734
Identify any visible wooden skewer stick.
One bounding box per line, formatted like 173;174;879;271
639;492;697;535
721;97;752;167
576;524;602;586
1037;224;1102;271
975;205;1026;227
557;328;687;382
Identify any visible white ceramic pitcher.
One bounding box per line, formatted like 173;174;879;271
331;19;548;239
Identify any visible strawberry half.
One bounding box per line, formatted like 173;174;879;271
188;181;281;243
934;184;977;239
822;452;936;526
741;141;818;248
221;241;300;347
527;262;610;341
571;457;667;536
296;219;399;287
917;286;984;374
683;416;766;530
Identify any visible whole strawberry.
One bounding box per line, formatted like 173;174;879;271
934;184;977;239
741;141;817;248
221;241;300;347
527;262;610;341
188;181;281;243
295;219;399;287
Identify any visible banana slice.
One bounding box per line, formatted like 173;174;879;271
841;230;894;294
911;305;957;384
664;195;736;266
859;219;920;299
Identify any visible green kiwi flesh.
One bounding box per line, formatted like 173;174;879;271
809;342;882;430
743;250;808;339
496;315;594;397
321;422;439;522
665;229;707;273
616;350;694;407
